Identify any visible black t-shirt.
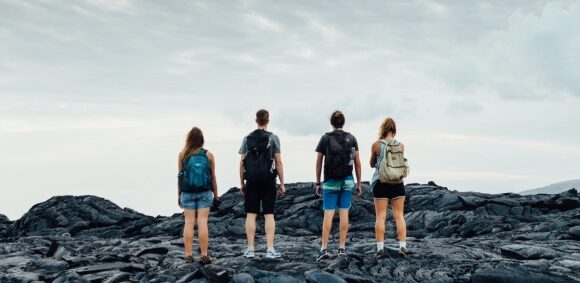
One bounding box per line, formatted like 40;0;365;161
315;130;359;179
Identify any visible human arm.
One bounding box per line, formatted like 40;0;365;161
177;155;182;208
274;153;286;197
315;152;323;197
239;154;245;195
370;141;381;168
354;150;362;197
207;151;219;200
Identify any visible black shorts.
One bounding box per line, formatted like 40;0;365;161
373;181;405;200
244;179;277;214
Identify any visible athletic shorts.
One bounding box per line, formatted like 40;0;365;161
322;177;356;210
181;190;213;210
244;179;277;214
373;181;405;200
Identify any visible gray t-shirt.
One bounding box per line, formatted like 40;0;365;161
239;131;281;156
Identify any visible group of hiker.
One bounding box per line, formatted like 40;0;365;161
177;109;409;264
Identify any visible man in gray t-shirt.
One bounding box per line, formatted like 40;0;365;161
239;109;286;259
239;134;281;156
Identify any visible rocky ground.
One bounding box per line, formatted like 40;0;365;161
1;182;580;282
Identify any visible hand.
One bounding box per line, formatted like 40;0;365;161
240;184;246;195
355;184;362;198
211;197;221;212
315;184;322;197
278;184;286;198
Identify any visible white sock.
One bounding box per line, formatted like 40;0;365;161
320;246;327;252
247;246;254;251
399;241;406;249
376;242;384;251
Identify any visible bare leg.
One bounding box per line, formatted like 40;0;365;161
374;199;388;243
264;214;275;250
196;208;210;256
245;213;257;249
183;209;197;257
321;210;336;249
391;197;407;242
338;209;349;249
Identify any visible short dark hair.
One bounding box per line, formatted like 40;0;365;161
330;111;345;128
256;109;269;126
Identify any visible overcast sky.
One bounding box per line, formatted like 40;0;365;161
1;0;579;220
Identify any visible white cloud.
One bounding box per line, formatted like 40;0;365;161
244;13;283;32
0;0;579;219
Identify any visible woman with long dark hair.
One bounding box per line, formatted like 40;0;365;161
178;127;219;264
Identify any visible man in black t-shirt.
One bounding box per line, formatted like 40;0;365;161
314;111;362;261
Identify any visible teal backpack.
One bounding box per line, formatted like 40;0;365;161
178;149;211;193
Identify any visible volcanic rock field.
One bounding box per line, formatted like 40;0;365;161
1;182;580;282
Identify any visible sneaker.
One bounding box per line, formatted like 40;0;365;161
200;255;212;265
316;249;331;261
399;247;408;256
243;249;255;258
337;248;349;256
184;255;194;263
265;249;281;259
374;249;385;259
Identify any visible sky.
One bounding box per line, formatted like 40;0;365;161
1;0;579;220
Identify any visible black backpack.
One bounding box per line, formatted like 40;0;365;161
324;132;350;180
243;130;276;183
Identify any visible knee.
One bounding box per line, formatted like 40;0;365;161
375;214;387;223
394;213;405;223
184;219;195;227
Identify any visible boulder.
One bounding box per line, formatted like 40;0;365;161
569;226;580;238
13;195;152;237
304;270;347;283
500;244;558;260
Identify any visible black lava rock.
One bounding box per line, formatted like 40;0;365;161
1;182;579;282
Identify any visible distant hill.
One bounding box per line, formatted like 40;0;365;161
520;179;580;195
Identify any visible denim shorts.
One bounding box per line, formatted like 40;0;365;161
180;190;213;210
322;177;355;210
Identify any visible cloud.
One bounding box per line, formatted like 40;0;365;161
1;0;579;219
244;13;283;32
447;100;484;116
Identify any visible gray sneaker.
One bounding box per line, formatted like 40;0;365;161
243;249;255;258
317;249;331;261
374;249;385;259
265;249;281;258
337;248;349;256
399;247;408;256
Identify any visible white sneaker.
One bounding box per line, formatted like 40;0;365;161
243;249;255;258
265;248;281;258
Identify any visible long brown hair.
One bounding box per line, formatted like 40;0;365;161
379;117;397;140
179;127;204;165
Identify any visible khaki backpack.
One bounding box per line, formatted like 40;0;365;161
378;139;409;184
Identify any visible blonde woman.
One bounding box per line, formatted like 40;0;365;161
178;127;219;264
370;118;407;258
